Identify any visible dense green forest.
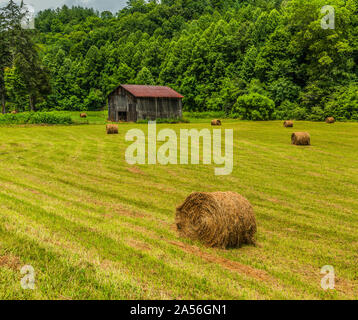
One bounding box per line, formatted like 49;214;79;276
1;0;358;120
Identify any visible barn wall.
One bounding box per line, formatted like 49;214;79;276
136;98;157;120
136;97;182;120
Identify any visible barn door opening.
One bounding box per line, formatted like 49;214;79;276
118;111;127;122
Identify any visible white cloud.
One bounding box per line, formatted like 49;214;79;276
64;0;128;12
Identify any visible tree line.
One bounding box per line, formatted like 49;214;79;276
1;0;358;120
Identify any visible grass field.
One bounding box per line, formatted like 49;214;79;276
0;117;357;300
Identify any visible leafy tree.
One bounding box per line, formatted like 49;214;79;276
325;84;358;120
5;66;27;111
231;93;275;120
134;67;155;85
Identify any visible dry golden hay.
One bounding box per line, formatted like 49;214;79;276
326;117;335;124
106;124;119;134
291;132;310;146
211;119;222;126
283;120;294;128
80;113;87;118
176;192;257;248
11;110;18;114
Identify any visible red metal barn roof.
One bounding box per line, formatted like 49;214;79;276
120;85;184;99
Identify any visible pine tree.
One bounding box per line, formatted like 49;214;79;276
0;0;23;113
0;10;9;113
13;30;51;111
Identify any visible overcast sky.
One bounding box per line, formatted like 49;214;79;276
0;0;128;12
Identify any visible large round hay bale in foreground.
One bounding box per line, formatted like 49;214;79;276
291;132;310;146
211;119;222;126
284;120;294;128
326;117;335;124
80;113;87;118
106;124;119;134
176;192;257;248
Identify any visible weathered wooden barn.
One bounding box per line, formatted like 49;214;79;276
108;85;184;122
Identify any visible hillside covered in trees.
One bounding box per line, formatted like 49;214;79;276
2;0;358;120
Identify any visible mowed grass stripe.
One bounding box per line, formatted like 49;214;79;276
0;191;276;299
0;224;143;300
0;175;295;299
3;159;356;268
0;196;315;300
0;121;357;299
0;173;323;299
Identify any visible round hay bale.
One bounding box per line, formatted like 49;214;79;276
80;113;87;118
11;110;18;114
326;117;335;124
283;120;294;128
211;119;222;126
176;192;257;248
106;124;118;135
291;132;310;146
